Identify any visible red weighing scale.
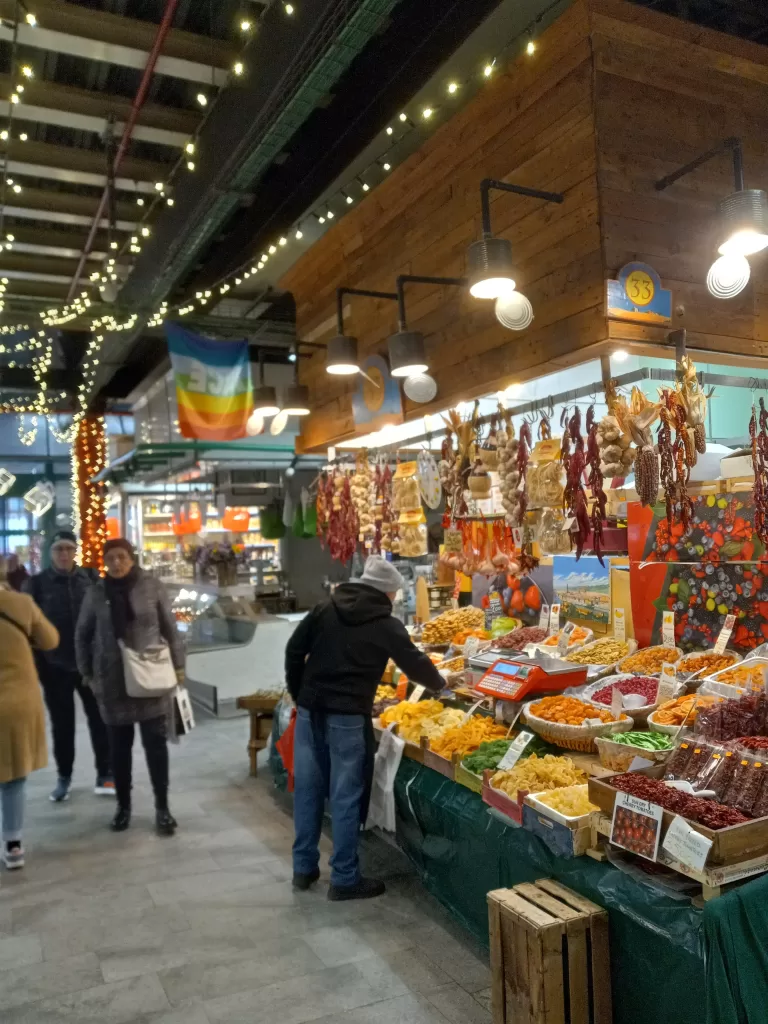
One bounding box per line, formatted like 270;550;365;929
476;655;588;701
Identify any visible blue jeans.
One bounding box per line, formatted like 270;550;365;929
0;777;26;843
292;708;366;888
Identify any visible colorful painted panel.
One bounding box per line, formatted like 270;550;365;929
553;554;611;627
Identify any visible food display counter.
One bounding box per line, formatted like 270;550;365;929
167;582;296;717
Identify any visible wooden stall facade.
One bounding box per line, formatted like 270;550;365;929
279;0;768;451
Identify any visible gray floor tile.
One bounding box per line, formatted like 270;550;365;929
3;973;171;1023
0;951;103;1010
311;992;451;1024
425;983;493;1024
0;934;42;972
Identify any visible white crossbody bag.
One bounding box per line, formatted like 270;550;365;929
119;640;178;698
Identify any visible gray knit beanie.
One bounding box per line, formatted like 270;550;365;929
353;555;404;595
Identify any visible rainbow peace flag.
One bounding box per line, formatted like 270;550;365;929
166;324;253;441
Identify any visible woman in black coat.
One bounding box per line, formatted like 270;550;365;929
75;539;185;835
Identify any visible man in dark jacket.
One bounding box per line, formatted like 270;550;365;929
24;531;112;802
285;555;443;901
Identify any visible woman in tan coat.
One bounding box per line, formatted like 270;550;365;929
0;555;59;869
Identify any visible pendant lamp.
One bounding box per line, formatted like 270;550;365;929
326;287;398;375
388;275;466;379
282;385;311;416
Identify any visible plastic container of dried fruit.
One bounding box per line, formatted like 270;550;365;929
538;626;594;653
677;650;742;687
594;734;673;772
525;785;598;827
698;657;768;697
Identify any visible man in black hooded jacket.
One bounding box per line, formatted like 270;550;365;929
285;555;443;901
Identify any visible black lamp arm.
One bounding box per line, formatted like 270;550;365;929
395;274;468;329
336;286;398;334
655;137;743;192
480;178;564;237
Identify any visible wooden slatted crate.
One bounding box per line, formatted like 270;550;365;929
487;880;612;1024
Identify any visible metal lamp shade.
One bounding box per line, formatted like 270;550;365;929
252;385;280;416
718;189;768;256
326;334;360;375
467;236;516;299
282;385;310;416
388;330;428;378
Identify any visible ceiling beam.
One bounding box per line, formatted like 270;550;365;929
2;186;139;223
0;21;229;86
0;137;170;192
3;223;111;255
0;0;238;67
0;366;77;392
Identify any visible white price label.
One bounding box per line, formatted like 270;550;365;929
464;637;481;658
611;687;623;719
548;604;561;633
462;698;485;724
562;516;576;532
408;685;426;703
613;607;626;642
610;791;664;862
714;614;736;655
662;814;713;872
538;604;550;630
662;610;675;647
558;621;577;655
657;663;678;703
628;756;655;772
497;731;534;771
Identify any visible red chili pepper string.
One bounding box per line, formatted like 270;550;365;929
562;406;590;560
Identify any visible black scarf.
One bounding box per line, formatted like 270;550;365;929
105;566;139;642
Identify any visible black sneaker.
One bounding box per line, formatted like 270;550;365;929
292;868;320;891
50;776;71;803
156;808;177;836
328;878;386;902
110;807;131;832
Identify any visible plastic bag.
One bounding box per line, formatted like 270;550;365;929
365;725;405;832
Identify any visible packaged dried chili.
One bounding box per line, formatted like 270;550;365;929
710;749;738;802
694;745;725;791
681;744;712;783
751;771;768;819
664;740;694;780
733;759;765;817
696;704;723;741
723;757;753;809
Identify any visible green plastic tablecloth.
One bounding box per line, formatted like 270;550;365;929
269;713;768;1024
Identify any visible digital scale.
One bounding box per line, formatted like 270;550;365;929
475;655;588;701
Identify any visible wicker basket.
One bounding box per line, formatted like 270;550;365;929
522;704;633;753
646;710;686;736
562;637;637;671
583;674;683;725
594;735;673;773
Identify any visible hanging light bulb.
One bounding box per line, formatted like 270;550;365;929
25;12;37;26
706;253;751;299
526;37;536;55
233;61;244;76
186;160;195;171
495;290;534;330
239;18;252;32
196;93;208;107
185;141;195;155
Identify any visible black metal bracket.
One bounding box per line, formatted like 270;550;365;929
336;286;398;334
655;137;743;192
480;178;564;238
395;274;467;329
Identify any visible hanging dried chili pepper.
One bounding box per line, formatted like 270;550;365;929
672;397;694;533
752;404;768;544
510;419;532;526
562;407;590;559
586;405;606;566
657;391;676;527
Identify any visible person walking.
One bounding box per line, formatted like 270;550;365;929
285;555;444;901
0;555;60;869
24;531;113;803
75;539;184;836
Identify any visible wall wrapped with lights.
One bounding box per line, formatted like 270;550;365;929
73;415;107;570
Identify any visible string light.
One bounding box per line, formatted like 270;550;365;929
186;160;195;171
185;141;195;155
526;37;536;55
484;61;495;77
25;13;36;26
239;18;252;32
72;416;108;570
20;65;32;78
447;82;459;94
233;61;244;76
284;3;295;14
196;93;207;107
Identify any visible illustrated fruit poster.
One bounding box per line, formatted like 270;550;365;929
628;493;768;652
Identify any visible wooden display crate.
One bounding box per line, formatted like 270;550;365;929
421;737;458;780
487;880;612;1024
589;768;768;867
455;762;483;794
483;770;528;824
522;805;592;859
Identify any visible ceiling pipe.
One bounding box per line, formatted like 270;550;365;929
66;0;180;301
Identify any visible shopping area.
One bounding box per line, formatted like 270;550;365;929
0;0;767;1021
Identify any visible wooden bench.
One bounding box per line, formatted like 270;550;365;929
236;694;281;776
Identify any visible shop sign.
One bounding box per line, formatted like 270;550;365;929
351;353;403;431
662;814;712;872
606;261;672;324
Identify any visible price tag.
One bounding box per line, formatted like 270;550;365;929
562;516;576;532
497;731;534;771
408;685;426;703
444;528;463;554
558;621;577;655
662;610;675;647
464;637;481;659
610;791;663;862
657;662;678;703
662;814;713;872
611;687;623;719
714;614;736;654
613;607;626;642
462;698;485;724
628;756;655;772
538;604;550;630
549;603;561;633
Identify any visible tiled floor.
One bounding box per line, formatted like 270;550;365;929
0;714;491;1023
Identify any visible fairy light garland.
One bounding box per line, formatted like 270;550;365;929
72;415;107;569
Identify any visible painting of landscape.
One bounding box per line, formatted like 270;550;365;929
552;554;611;627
